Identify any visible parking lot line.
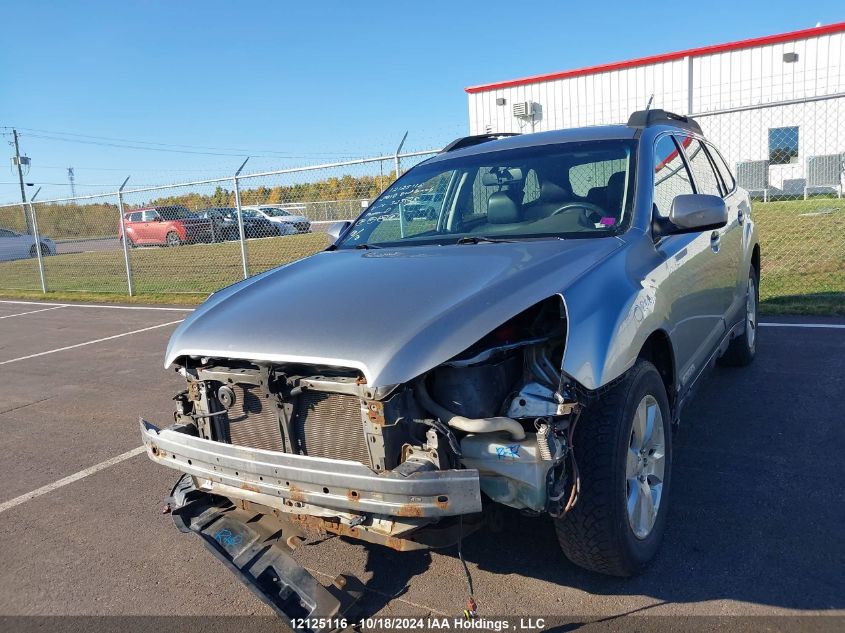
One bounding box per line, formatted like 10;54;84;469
0;300;194;312
759;322;845;329
0;319;184;366
0;305;66;319
0;446;146;515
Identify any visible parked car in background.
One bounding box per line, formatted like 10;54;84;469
141;110;760;623
242;205;311;233
119;206;214;247
0;227;55;261
403;191;445;220
195;207;279;241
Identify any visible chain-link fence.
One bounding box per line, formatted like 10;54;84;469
693;96;845;311
0;150;437;299
0;108;843;311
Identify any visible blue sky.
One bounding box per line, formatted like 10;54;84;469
1;0;842;201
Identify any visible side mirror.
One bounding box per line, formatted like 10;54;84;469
327;220;351;244
661;194;727;236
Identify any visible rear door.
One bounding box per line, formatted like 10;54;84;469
652;134;725;388
706;143;747;328
125;212;144;243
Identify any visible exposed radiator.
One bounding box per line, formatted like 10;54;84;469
225;384;285;452
293;391;371;467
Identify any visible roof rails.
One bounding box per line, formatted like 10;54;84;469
440;132;520;153
627;109;703;135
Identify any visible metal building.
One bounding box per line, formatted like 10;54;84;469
466;22;845;198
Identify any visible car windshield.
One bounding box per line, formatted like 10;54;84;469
337;139;636;249
157;206;192;220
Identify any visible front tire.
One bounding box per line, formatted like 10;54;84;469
718;266;758;367
555;359;672;576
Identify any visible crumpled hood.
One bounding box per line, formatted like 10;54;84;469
165;239;621;386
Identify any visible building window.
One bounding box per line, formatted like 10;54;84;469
769;127;799;165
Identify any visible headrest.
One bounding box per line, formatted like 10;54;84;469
540;180;570;202
481;167;523;186
607;171;625;194
487;191;521;224
606;171;626;210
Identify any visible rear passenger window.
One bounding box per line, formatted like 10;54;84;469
707;145;736;194
653;135;693;218
678;137;722;197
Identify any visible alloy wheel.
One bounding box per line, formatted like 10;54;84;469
746;275;757;349
625;394;666;539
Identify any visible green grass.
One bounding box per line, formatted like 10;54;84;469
754;198;845;315
0;232;328;301
0;199;842;315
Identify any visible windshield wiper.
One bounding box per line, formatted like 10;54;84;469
455;236;517;245
354;243;383;249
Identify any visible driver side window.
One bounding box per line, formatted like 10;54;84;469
653;135;694;219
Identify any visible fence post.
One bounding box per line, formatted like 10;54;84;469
116;176;134;296
27;188;47;293
233;157;250;280
394;131;408;181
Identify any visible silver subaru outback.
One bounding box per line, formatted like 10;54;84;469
141;109;759;624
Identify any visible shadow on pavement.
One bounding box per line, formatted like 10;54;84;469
356;327;844;613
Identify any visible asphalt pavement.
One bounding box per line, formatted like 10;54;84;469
0;300;842;630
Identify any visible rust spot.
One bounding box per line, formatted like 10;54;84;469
240;482;260;493
366;400;386;426
435;495;449;510
287;484;307;503
347;490;360;503
384;536;417;552
396;504;424;518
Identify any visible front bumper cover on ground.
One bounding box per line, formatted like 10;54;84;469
140;419;483;518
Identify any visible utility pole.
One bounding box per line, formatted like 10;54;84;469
12;129;32;233
67;167;77;200
12;129;27;205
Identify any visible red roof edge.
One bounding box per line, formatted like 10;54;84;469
465;22;845;94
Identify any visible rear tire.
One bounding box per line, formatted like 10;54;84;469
29;243;49;257
166;231;181;247
718;266;758;367
554;359;672;576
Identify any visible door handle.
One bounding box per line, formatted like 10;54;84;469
710;231;721;252
737;208;745;225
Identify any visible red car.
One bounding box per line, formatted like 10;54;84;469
119;206;214;247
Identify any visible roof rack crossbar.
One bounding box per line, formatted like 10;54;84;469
440;133;520;153
627;109;703;135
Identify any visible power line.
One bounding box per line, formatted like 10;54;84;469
4;126;362;158
0;181;159;187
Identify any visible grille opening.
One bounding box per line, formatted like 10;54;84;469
293;390;371;467
223;383;285;452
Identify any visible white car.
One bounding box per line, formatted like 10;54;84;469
241;205;311;234
0;227;55;262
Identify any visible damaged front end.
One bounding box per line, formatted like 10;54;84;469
141;297;581;625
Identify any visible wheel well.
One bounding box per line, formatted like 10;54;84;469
751;243;760;276
638;330;675;407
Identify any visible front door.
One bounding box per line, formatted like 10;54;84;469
652;134;726;388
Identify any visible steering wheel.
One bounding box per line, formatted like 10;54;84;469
550;201;606;218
